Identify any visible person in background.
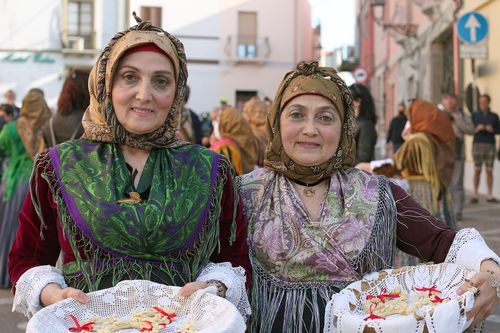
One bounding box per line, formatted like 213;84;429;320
0;104;15;132
386;101;407;155
471;94;500;203
243;96;268;167
8;14;250;319
441;92;475;221
239;62;499;332
263;96;272;109
210;107;257;175
4;90;20;119
0;89;51;288
349;83;377;164
178;85;202;144
42;69;89;148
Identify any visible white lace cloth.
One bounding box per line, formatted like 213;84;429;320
324;263;476;333
195;262;251;318
13;261;250;319
445;228;500;271
25;280;246;333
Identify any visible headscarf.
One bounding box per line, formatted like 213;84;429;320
264;61;356;184
243;96;268;141
16;89;51;159
81;13;188;149
218;107;257;170
407;99;455;144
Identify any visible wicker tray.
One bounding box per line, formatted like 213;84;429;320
324;263;476;333
26;280;246;333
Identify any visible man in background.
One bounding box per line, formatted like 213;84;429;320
471;94;500;203
4;90;20;119
441;93;474;220
386;102;407;155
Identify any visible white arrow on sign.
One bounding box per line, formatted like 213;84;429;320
465;14;481;42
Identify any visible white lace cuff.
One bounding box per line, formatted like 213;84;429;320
445;228;500;272
12;265;67;318
196;262;251;318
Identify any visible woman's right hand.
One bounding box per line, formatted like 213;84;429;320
40;283;90;307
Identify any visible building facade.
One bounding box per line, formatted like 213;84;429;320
356;0;500;197
0;0;319;114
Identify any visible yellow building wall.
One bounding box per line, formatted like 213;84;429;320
461;0;500;198
460;0;500;161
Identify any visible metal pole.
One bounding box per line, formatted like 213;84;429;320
471;58;478;111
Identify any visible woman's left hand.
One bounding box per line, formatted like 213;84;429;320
178;281;208;297
457;259;500;325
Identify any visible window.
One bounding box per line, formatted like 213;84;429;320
141;6;162;27
67;0;94;49
237;12;257;58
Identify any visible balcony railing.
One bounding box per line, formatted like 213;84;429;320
224;35;271;64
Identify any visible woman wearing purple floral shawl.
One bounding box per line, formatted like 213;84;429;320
238;61;500;333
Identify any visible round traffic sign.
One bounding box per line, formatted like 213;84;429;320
353;67;367;83
458;12;488;44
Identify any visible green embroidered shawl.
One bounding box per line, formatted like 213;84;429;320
33;140;233;291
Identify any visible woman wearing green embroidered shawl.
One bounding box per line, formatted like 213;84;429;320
0;89;50;288
238;61;500;332
8;14;251;319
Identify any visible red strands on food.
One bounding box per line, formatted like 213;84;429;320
363;303;386;321
365;288;401;303
415;285;441;297
68;314;95;332
153;306;177;323
140;320;154;332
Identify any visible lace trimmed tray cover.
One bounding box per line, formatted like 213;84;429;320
26;280;246;333
324;263;477;333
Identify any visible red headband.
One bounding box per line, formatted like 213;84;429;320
123;43;168;58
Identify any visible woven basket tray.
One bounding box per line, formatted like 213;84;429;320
26;280;246;333
324;263;477;333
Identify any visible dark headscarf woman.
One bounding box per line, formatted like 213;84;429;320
42;69;90;147
349;83;377;164
8;14;251;319
238;61;500;332
0;89;51;288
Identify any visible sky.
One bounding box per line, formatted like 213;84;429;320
309;0;356;51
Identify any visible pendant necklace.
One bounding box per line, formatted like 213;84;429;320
290;178;327;197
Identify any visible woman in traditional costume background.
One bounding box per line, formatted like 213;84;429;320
42;69;89;148
393;99;457;228
210;106;257;175
8;14;250;319
243;96;268;167
238;61;500;332
0;89;50;288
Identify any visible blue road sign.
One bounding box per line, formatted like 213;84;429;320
458;12;488;44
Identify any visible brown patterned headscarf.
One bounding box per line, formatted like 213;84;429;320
16;89;51;159
264;61;356;184
81;13;188;149
243;96;268;141
219;107;257;170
